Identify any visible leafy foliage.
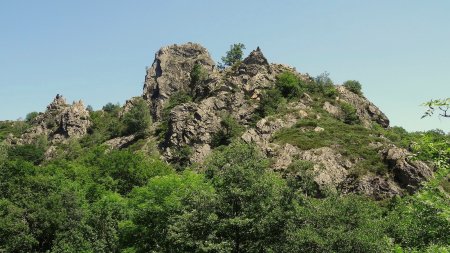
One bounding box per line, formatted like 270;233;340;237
275;71;305;98
211;113;245;147
343;80;363;95
190;63;208;87
25;111;39;123
340;101;360;125
422;98;450;118
284;195;391;253
256;87;286;118
122;98;152;137
220;43;246;68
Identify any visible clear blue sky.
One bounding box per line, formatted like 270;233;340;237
1;0;449;132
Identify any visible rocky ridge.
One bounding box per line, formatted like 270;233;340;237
4;42;434;199
141;42;433;198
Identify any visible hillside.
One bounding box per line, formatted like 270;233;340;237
0;43;449;252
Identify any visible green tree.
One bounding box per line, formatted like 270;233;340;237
284;195;390;253
120;171;214;252
122;98;152;137
102;102;121;113
84;148;172;195
0;199;36;252
313;72;337;98
202;142;288;252
220;43;246;68
25;111;39;123
343;80;363;95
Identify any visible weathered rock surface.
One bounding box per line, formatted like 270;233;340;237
336;86;390;128
105;134;137;150
138;42;432;198
8;95;91;145
383;146;433;192
143;43;216;120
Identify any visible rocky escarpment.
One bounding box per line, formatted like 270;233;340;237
141;42;433;199
8;95;91;145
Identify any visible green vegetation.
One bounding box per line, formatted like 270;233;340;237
122;98;151;137
343;80;363;95
155;91;193;141
275;71;305;98
0;69;448;252
256;87;286;119
0;127;448;252
255;71;339;120
0;121;30;141
422;98;450;118
340;101;360;125
273;116;389;175
220;43;246;68
190;63;208;87
211;113;245;147
313;71;338;98
25;111;39;123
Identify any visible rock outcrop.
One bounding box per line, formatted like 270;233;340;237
143;43;215;120
137;42;432;198
336;86;390;128
8;95;91;145
383;146;433;192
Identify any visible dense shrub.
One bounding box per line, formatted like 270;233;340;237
284;195;390;253
313;72;337;98
340;102;360;125
122;98;151;137
7;137;47;165
343;80;363;95
25;112;39;123
257;88;286;118
102;102;121;113
275;71;304;98
190;63;207;87
211;113;245;147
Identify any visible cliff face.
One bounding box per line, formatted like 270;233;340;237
140;42;432;199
